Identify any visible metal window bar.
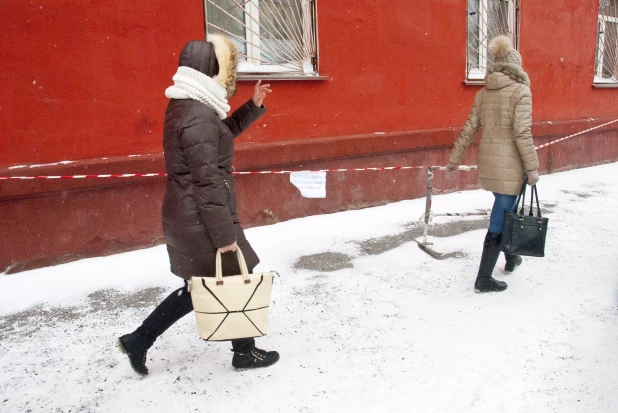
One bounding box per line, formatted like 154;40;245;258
208;2;305;65
595;0;618;82
208;0;305;66
466;0;520;80
205;0;318;75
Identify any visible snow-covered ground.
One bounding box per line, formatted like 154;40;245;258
1;163;617;413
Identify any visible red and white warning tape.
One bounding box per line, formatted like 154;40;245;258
1;119;616;180
0;173;166;180
0;166;426;180
232;165;426;175
534;118;618;150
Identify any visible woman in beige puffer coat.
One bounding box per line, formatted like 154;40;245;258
446;35;539;293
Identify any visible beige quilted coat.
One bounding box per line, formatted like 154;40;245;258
449;71;539;195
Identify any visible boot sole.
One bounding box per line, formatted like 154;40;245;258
117;338;148;377
475;286;508;293
233;356;280;371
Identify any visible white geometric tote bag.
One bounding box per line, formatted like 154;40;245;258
188;248;275;341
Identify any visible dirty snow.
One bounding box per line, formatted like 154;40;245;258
1;163;617;413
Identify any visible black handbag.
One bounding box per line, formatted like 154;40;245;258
501;180;549;257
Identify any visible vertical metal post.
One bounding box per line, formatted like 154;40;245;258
422;167;434;246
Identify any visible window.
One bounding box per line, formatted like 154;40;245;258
595;0;618;84
205;0;319;76
466;0;520;82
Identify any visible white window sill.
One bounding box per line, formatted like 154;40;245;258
238;74;329;81
463;79;486;86
593;82;618;88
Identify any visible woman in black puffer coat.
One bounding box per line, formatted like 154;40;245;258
118;35;279;375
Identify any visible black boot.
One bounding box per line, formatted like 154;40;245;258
232;347;280;370
504;253;522;273
118;333;152;376
474;232;508;293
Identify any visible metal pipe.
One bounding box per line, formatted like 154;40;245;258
420;165;479;246
423;167;434;246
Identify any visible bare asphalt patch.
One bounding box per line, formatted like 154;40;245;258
0;287;165;342
294;201;557;268
293;252;353;272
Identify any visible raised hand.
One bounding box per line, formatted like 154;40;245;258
252;80;272;107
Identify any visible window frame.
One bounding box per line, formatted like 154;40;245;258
594;8;618;85
204;0;321;78
466;0;520;83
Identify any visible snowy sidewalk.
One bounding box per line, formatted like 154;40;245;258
1;163;617;413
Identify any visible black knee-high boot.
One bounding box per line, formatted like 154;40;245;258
474;232;508;293
504;253;522;272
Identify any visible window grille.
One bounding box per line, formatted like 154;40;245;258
595;0;618;83
205;0;318;75
466;0;520;81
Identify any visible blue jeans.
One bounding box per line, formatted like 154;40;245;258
489;193;517;233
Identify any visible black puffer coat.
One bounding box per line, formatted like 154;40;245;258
162;41;265;279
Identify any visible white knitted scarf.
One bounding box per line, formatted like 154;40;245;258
165;66;230;119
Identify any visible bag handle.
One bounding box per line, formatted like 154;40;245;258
525;184;545;231
514;178;528;216
532;185;543;218
528;183;534;216
215;248;251;285
525;184;543;217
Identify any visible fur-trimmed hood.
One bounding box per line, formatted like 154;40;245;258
177;35;238;97
208;34;238;97
486;62;530;87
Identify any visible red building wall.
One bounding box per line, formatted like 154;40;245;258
0;0;204;165
2;0;617;166
1;0;617;273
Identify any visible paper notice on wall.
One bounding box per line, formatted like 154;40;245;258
290;171;326;198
